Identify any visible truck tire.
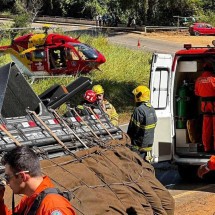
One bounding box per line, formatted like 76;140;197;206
178;165;200;181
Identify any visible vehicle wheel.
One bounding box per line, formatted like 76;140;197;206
178;165;200;181
194;31;200;36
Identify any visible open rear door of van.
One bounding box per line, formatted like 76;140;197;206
150;53;173;162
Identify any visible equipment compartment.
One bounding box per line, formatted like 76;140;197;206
174;57;206;157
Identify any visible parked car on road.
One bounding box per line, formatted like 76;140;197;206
189;22;215;36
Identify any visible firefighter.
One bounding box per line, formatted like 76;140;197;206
127;85;157;161
75;89;100;116
194;62;215;152
84;89;97;104
198;155;215;178
0;146;76;215
92;84;119;126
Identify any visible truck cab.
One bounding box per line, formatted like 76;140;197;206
150;43;215;178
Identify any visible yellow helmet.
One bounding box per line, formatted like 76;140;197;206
132;86;150;102
92;84;104;94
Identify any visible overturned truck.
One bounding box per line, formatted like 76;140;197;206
0;63;174;215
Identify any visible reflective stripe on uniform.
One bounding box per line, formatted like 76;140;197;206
139;146;152;152
132;146;152;152
105;103;111;109
77;105;84;110
131;117;156;130
111;113;118;118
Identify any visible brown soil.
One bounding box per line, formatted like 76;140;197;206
130;31;215;47
172;185;215;215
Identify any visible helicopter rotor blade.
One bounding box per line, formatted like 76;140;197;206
95;66;103;72
75;34;81;40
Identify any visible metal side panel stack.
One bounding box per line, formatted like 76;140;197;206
0;62;123;172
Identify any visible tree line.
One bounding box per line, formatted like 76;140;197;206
1;0;215;27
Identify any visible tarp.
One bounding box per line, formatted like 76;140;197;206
4;135;174;215
44;136;173;214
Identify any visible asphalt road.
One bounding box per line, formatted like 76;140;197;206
107;31;183;54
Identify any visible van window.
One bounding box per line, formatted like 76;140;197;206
177;61;197;73
152;68;169;109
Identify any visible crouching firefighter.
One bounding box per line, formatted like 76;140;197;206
92;84;119;126
127;85;157;162
75;89;99;116
0;146;76;215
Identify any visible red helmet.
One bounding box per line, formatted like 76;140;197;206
84;90;97;103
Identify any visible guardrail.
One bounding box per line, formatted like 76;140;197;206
0;14;189;33
35;15;95;26
136;26;189;32
36;16;189;32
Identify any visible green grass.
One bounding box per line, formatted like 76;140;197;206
0;33;152;120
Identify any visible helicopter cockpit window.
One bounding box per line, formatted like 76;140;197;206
34;50;45;59
67;48;79;61
25;53;32;60
68;43;98;60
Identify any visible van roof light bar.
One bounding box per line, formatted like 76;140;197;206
184;44;192;49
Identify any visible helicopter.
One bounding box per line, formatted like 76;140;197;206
0;27;106;77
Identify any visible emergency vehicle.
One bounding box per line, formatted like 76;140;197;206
0;29;106;78
150;41;215;179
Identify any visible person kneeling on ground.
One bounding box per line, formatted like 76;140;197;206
75;89;104;117
198;155;215;178
0;146;76;215
92;84;119;126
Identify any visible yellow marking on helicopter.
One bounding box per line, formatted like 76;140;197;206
21;47;36;55
7;48;32;69
28;33;47;48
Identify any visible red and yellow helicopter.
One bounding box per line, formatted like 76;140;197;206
0;26;106;77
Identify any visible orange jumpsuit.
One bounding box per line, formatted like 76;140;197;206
208;155;215;170
0;176;76;215
195;71;215;152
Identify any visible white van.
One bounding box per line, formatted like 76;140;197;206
150;44;215;179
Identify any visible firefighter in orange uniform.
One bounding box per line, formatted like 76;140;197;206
0;146;76;215
198;155;215;178
195;62;215;152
